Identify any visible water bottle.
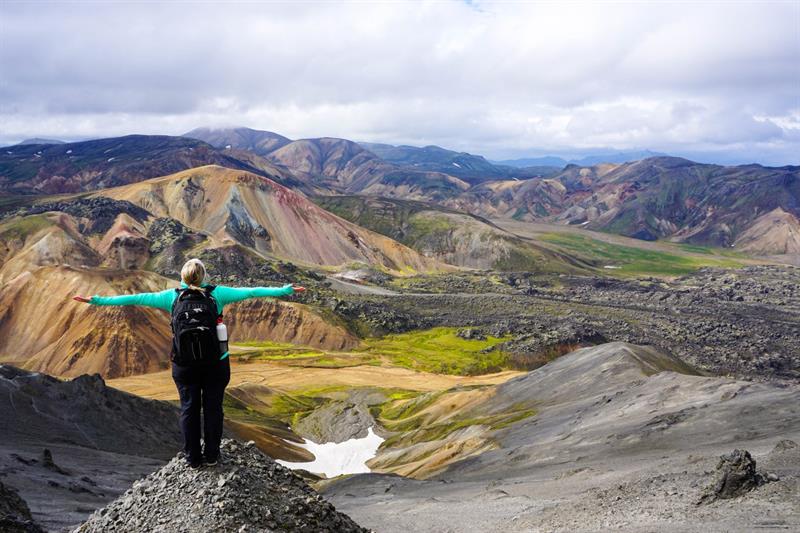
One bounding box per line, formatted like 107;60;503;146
216;317;228;355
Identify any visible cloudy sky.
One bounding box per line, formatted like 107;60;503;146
1;0;798;164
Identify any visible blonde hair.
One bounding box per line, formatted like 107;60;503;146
181;258;206;289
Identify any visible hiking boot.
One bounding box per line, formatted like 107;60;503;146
203;451;223;467
204;453;222;466
187;460;203;469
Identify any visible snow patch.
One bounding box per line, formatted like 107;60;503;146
66;150;72;154
603;265;621;269
452;162;461;168
277;427;384;478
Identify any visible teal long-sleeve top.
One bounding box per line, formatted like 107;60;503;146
89;282;295;359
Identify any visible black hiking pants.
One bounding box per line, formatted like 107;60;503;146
171;357;231;464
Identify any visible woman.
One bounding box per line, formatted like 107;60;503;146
73;258;306;468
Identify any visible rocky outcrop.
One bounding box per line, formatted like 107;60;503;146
146;217;207;276
198;245;293;286
97;214;150;270
294;389;385;444
328;297;432;336
0;481;44;533
74;439;369;533
699;449;769;504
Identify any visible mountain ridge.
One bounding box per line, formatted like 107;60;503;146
0;134;306;194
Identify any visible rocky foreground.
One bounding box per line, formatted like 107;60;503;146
0;365;181;531
73;439;368;533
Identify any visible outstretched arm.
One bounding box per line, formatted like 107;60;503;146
73;289;175;312
213;283;305;307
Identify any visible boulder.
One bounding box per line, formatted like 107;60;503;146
699;449;764;504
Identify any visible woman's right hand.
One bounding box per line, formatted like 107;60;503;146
291;284;306;293
72;295;91;303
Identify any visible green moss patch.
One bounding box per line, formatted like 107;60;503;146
539;232;744;276
357;327;513;375
377;396;537;448
0;214;53;241
233;326;517;375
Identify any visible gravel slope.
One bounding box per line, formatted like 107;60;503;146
324;343;800;532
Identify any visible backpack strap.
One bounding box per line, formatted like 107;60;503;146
172;285;218;310
204;285;220;317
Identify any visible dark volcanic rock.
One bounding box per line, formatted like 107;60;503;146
0;365;180;459
41;449;70;476
199;246;293;286
146;217;204;255
699;449;765;504
456;327;486;340
330;297;432;335
9;197;151;234
0;481;45;533
374;265;800;380
73;439;369;533
146;217;207;276
0;366;182;531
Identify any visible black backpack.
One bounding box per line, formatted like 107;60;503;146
170;286;220;366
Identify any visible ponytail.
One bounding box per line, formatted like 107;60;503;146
181;258;207;288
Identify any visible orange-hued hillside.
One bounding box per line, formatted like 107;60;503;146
96;165;443;274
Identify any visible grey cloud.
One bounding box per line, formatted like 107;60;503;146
0;0;798;164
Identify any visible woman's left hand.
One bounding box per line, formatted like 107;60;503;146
291;284;306;293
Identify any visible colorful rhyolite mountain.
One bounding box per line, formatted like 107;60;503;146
95;165;441;273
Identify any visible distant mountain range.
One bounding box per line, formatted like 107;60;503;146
184;127;291;156
450;157;800;252
494;150;666;168
185;129;476;200
16;138;66;146
359;142;550;182
2;127;798;257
